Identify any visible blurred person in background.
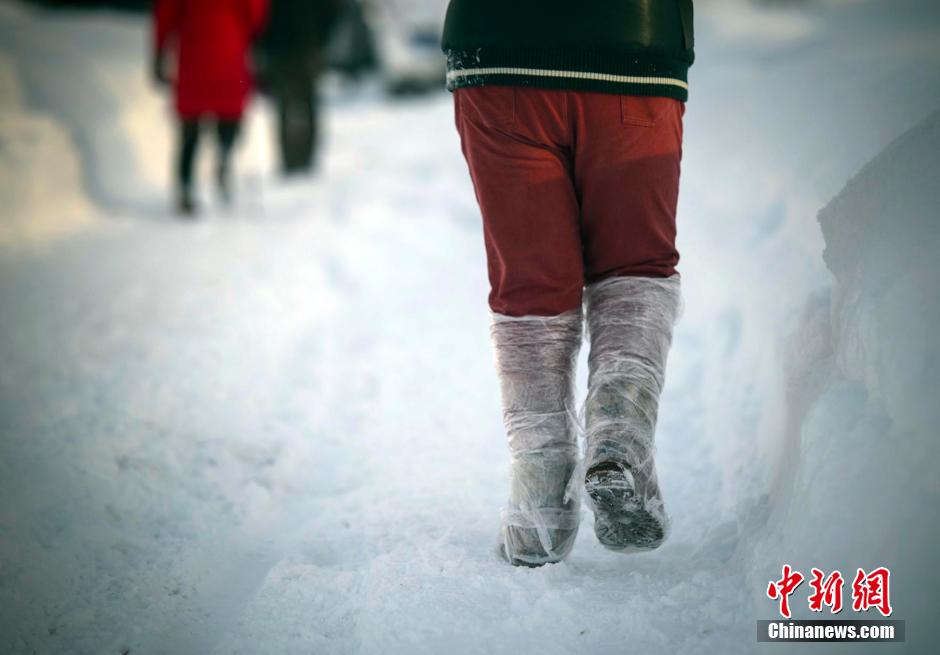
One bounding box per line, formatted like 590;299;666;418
444;0;694;566
153;0;269;216
322;0;377;83
256;0;344;175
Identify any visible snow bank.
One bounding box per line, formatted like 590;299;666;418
0;50;96;248
0;2;172;217
0;2;275;223
748;109;940;649
819;110;940;432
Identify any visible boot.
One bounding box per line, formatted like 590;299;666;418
491;310;583;566
176;186;197;218
583;275;681;552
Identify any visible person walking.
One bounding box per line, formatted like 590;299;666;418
443;0;695;566
153;0;269;216
256;0;343;175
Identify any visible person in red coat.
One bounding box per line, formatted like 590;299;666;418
153;0;269;215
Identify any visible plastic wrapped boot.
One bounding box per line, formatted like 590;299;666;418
492;310;583;566
583;275;681;552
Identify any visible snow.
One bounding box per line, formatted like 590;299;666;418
751;107;940;635
0;50;95;246
0;1;938;653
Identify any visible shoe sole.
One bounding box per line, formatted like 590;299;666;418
586;466;666;552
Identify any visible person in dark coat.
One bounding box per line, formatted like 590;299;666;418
444;0;695;566
257;0;343;175
153;0;269;215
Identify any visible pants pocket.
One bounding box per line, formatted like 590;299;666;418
621;95;660;127
457;86;516;128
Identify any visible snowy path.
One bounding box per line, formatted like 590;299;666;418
0;91;745;653
2;2;939;654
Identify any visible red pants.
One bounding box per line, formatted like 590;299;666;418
455;86;684;316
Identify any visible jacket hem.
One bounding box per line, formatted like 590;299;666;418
444;47;690;101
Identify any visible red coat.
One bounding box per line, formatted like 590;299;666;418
155;0;268;120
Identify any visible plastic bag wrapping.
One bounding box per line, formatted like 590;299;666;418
582;274;682;549
491;310;583;565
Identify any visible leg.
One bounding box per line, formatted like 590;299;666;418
583;275;681;551
573;93;685;550
456;86;583;317
574;94;684;281
491;311;583;565
308;65;321;168
177;119;200;215
274;59;315;174
216;119;241;204
456;86;584;565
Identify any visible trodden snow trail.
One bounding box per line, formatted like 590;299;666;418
0;66;746;655
2;1;940;654
0;88;747;653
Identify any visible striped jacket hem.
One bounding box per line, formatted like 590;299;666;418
445;47;691;101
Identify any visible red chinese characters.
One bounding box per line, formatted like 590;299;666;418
851;567;893;617
767;565;805;619
766;565;893;618
808;568;844;614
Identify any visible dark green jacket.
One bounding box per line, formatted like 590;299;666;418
442;0;694;101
